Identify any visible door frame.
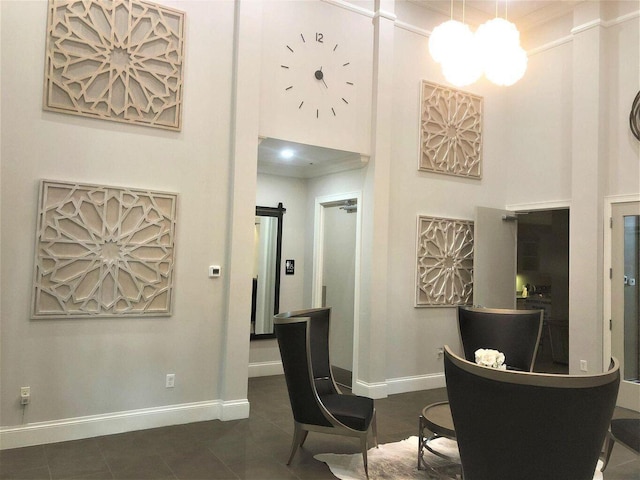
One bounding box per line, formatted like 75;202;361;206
312;191;362;387
604;194;640;410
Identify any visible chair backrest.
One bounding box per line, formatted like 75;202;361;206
457;306;543;371
444;345;620;480
274;308;338;426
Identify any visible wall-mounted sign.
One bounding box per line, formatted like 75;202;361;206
285;259;295;275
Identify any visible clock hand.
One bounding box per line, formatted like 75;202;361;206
314;68;328;88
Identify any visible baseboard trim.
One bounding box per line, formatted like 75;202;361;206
386;373;446;395
353;379;388;399
248;360;283;378
0;398;250;450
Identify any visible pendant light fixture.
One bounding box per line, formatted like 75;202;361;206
429;0;527;87
476;1;527;86
429;0;482;87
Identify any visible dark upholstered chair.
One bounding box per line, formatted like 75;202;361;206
274;308;377;477
419;306;544;470
444;345;620;480
601;418;640;471
458;306;544;371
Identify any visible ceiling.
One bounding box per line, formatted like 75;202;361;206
410;0;581;31
257;137;367;179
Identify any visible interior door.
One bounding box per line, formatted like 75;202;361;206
474;207;517;309
611;201;640;411
312;192;362;390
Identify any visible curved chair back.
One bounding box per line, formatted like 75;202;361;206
444;345;620;480
274;308;338;426
458;306;543;371
274;308;377;476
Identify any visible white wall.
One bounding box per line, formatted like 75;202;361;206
1;0;240;443
249;173;307;373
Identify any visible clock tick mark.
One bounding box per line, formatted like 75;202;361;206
316;109;319;118
343;62;350;67
342;98;349;104
346;82;354;85
300;33;305;42
299;101;304;109
285;86;293;91
332;107;336;116
333;44;338;51
287;45;293;53
281;65;289;69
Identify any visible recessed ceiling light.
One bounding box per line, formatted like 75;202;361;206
280;148;294;159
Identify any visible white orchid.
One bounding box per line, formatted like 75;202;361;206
475;348;507;370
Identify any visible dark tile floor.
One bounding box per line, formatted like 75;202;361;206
1;375;638;479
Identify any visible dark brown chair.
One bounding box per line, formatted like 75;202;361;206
444;345;620;480
601;418;640;471
458;306;544;371
418;306;544;471
274;308;377;477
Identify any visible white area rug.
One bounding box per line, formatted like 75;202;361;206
314;436;605;480
314;436;459;480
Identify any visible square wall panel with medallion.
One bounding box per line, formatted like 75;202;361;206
43;0;185;131
31;180;178;319
419;81;483;178
415;215;474;307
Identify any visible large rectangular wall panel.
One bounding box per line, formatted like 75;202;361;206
32;180;178;318
43;0;185;131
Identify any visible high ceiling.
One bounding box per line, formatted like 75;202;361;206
410;0;581;31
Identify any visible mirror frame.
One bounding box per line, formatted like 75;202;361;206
251;202;285;340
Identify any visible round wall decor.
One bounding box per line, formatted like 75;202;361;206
631;90;640;141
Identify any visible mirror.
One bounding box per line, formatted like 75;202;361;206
251;203;285;339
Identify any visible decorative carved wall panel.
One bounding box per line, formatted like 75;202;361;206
43;0;185;131
419;81;483;178
415;215;474;307
32;180;178;318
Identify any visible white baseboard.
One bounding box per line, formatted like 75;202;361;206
353;379;388;399
0;398;250;450
248;360;283;377
385;373;446;395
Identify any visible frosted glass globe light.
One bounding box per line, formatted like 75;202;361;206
475;17;520;53
441;44;483;87
429;20;472;64
476;17;527;86
484;44;528;86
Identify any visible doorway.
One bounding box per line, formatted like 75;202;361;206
516;209;570;373
473;206;570;373
610;200;640;410
312;192;361;389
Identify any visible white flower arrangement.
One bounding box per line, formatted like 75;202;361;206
475;348;506;370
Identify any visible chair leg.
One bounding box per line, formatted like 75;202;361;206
360;434;369;479
601;431;615;472
371;409;379;448
287;422;306;465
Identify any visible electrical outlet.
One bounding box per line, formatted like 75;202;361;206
580;360;588;372
20;386;30;405
166;374;175;388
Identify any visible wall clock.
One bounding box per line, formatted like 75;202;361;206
281;32;354;119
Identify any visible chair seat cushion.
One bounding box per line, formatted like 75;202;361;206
320;394;374;431
611;418;640;453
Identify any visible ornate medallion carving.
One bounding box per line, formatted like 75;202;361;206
420;81;483;178
43;0;185;131
32;180;178;318
416;215;474;307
